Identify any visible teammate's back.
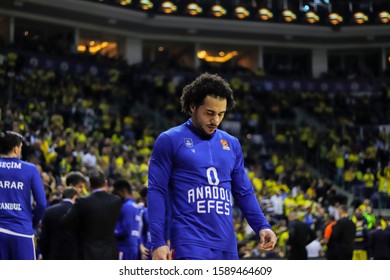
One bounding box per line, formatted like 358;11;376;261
0;131;46;260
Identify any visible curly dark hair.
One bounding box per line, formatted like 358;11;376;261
180;72;235;115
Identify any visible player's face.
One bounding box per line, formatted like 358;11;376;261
190;95;227;135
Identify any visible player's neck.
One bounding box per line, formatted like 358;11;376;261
0;152;18;158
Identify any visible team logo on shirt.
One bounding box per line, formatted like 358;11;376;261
184;138;193;148
220;139;230;150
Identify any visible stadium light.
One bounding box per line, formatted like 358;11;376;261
379;11;390;23
328;12;343;25
282;9;297;22
187;3;202;16
235;6;250;19
305;11;319;24
161;1;177;14
258;8;273;21
140;0;153;11
197;50;238;63
98;0;390;28
211;4;227;18
281;0;296;23
197;50;207;59
353;12;369;24
77;41;110;54
118;0;131;6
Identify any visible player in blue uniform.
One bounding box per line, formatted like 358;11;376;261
0;131;46;260
148;73;277;260
113;179;142;260
139;186;152;260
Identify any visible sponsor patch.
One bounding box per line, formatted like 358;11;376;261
220;139;230;150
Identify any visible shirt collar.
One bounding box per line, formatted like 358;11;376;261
185;118;215;140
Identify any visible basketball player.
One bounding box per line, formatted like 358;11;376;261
0;131;46;260
148;73;277;260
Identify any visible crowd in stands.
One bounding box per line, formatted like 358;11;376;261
1;36;390;259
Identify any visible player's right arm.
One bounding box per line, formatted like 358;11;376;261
114;206;127;239
148;133;174;257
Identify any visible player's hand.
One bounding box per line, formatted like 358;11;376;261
139;244;150;260
258;228;277;251
152;245;172;260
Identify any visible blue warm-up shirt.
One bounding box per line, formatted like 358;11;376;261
148;119;271;253
0;157;46;235
115;198;141;249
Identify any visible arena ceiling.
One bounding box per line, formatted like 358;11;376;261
1;0;390;48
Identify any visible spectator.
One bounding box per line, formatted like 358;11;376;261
322;214;336;259
306;231;324;259
367;219;390;260
286;210;316;260
327;205;356;260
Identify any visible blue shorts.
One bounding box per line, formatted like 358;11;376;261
0;229;36;260
118;246;139;260
173;244;238;260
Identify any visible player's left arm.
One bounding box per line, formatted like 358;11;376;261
114;207;127;239
30;165;47;228
230;138;276;250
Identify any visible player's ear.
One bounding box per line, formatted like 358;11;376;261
190;104;196;114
